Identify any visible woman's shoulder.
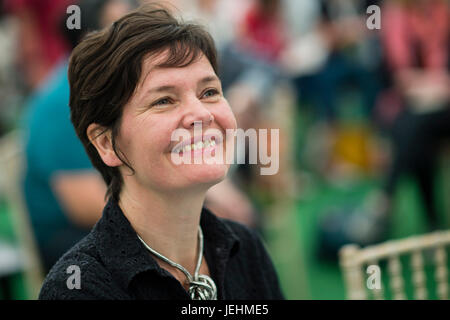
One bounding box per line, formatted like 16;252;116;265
213;215;268;256
213;216;285;299
218;217;259;240
38;232;126;300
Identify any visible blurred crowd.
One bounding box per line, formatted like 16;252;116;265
0;0;449;297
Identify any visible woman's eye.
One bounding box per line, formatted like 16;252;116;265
202;89;219;98
152;97;172;107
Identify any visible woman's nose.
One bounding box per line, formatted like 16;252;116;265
182;97;214;129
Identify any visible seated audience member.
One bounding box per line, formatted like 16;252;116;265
39;4;284;300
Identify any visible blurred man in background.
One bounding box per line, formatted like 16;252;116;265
21;0;134;272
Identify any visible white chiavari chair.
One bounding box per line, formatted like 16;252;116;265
339;230;450;300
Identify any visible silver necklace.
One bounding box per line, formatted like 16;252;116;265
137;226;217;300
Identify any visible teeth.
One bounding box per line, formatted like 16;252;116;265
178;138;216;153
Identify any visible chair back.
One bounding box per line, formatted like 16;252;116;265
339;230;450;300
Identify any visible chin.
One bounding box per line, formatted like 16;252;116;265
185;163;229;187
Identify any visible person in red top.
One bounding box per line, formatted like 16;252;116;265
382;0;448;73
238;0;286;63
4;0;73;89
375;0;450;233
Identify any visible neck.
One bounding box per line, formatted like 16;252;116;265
118;182;207;275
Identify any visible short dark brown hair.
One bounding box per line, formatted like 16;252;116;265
68;3;218;201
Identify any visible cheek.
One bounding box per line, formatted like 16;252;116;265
214;102;237;130
117;115;170;164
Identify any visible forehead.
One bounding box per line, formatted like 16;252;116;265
139;50;216;88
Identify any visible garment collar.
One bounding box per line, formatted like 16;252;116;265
94;198;240;291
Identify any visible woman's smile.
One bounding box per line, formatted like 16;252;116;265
171;134;223;158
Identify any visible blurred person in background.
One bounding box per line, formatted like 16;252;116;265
0;3;23;136
284;0;382;181
1;0;74;137
3;0;72;91
238;0;287;64
287;0;382;121
21;0;134;272
174;0;252;51
374;0;450;233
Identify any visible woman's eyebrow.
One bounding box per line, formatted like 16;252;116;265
198;75;220;85
146;75;220;94
147;85;177;94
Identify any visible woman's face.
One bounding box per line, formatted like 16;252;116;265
114;51;237;194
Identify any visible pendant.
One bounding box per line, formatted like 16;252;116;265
137;227;217;300
189;274;217;300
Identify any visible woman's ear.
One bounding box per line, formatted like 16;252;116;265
86;123;123;167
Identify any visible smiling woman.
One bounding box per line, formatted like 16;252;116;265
38;3;284;300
